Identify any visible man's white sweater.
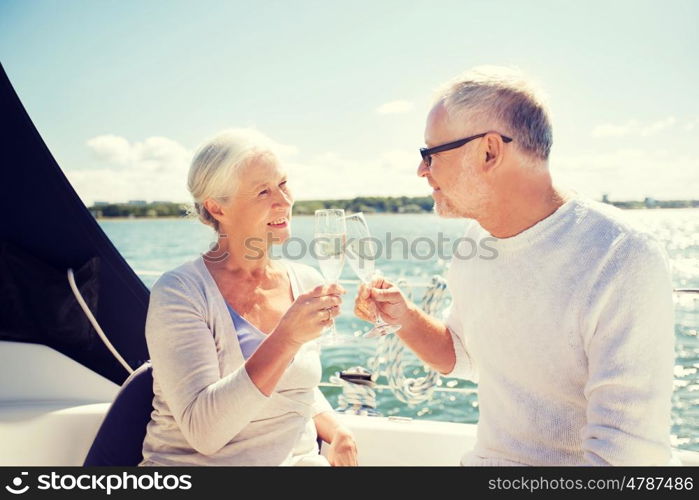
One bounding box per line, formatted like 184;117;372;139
445;196;675;465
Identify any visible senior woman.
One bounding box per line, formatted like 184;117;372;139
138;129;357;466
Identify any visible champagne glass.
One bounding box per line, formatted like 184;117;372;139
313;209;347;345
344;212;401;338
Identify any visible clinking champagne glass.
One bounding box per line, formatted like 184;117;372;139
313;209;347;346
344;212;401;338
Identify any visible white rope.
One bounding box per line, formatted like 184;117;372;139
67;268;134;375
329;367;380;416
367;275;448;406
318;381;477;395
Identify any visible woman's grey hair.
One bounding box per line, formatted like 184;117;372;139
435;66;553;161
187;128;279;232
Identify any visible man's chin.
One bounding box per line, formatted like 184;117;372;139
433;200;462;219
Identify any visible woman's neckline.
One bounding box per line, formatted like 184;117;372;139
196;256;300;334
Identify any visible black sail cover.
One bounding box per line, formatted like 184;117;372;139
0;63;149;385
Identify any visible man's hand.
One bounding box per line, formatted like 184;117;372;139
355;276;458;375
354;276;412;325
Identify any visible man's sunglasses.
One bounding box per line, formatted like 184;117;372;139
420;133;513;167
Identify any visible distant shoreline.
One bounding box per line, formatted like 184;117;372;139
89;197;699;220
96;216;188;221
94;206;699;221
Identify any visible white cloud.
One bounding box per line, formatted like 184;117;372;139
66;166;191;206
72;134;193;205
86;134;132;165
86;134;190;171
640;117;676;136
74;132;427;206
376;100;414;115
286;149;426;200
685;118;699;131
591;117;677;138
131;136;191;172
551;148;699;200
590;122;637;138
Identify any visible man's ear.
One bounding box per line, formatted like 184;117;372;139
482;133;504;172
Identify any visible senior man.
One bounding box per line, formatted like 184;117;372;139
355;66;675;466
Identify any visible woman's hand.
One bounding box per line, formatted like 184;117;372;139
355;277;411;325
326;426;358;466
273;283;345;346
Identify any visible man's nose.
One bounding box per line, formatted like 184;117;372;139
417;159;429;178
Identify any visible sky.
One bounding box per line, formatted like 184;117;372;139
1;0;698;205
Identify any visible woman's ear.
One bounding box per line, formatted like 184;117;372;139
203;198;225;223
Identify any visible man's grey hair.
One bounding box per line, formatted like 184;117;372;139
435;66;553;161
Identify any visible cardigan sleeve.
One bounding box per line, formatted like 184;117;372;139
581;235;675;465
145;271;270;456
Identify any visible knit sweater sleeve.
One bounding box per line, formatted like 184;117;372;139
442;299;478;382
581;235;675;465
145;271;269;456
441;255;478;381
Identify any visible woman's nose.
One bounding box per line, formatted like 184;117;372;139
273;188;292;208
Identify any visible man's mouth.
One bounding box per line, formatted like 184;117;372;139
267;217;289;228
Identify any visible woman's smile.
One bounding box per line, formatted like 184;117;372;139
267;216;289;229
